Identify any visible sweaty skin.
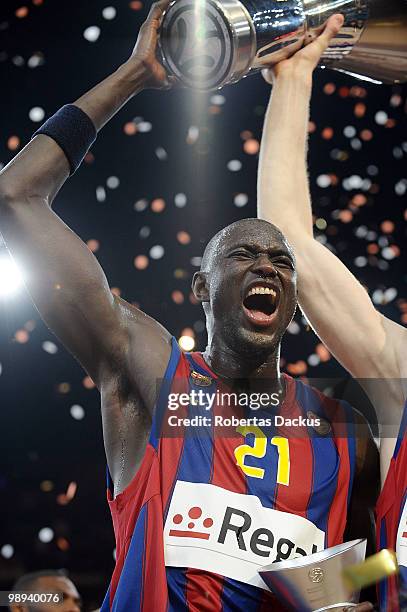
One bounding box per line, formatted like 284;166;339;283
257;13;407;488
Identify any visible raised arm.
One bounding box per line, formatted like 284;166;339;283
0;0;173;386
0;2;174;495
257;15;405;382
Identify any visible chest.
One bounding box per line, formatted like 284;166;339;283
165;418;341;515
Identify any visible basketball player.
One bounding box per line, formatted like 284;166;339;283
0;6;378;610
9;570;81;612
258;14;407;611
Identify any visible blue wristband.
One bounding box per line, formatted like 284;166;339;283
33;104;97;175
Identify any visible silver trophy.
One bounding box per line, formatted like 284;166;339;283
159;0;407;90
258;539;367;612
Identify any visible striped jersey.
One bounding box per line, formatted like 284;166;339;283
101;338;357;611
377;402;407;612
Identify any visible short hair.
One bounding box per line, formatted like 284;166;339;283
201;218;290;273
12;569;68;592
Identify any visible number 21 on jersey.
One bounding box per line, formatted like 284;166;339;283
234;425;290;486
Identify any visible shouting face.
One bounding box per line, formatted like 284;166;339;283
193;219;297;356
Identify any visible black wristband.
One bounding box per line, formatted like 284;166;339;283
32;104;97;175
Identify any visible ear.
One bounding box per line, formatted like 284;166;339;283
192;272;209;302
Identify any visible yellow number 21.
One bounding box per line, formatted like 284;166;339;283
270;436;290;486
234;426;290;486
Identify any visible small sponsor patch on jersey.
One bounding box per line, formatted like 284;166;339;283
307;411;332;436
164;481;325;589
190;370;213;387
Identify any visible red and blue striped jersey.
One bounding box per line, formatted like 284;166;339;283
101;338;357;612
376;402;407;612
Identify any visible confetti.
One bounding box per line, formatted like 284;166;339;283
234;193;248;207
102;6;117;20
174;193;187;208
70;405;85;420
29;106;45;122
149;245;164;259
38;528;54;543
1;545;14;559
83;26;101;42
227;160;242;172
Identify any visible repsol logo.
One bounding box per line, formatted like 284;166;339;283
165;482;325;587
168;503;319;561
218;507;319;561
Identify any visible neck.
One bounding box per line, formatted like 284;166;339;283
202;341;281;381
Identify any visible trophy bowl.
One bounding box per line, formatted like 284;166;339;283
258;539;367;612
159;0;407;90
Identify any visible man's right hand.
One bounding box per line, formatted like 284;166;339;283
131;0;174;89
0;0;174;497
262;13;344;85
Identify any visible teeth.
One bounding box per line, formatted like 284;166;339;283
247;287;276;298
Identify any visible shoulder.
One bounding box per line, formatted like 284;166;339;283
114;296;172;342
100;296;174;402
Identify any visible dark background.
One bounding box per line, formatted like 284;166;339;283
0;0;406;608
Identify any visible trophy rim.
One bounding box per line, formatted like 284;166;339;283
159;0;256;90
258;538;367;575
159;0;235;90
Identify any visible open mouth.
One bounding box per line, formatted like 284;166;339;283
242;286;279;327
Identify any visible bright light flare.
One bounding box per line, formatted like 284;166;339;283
0;256;24;297
179;335;195;351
